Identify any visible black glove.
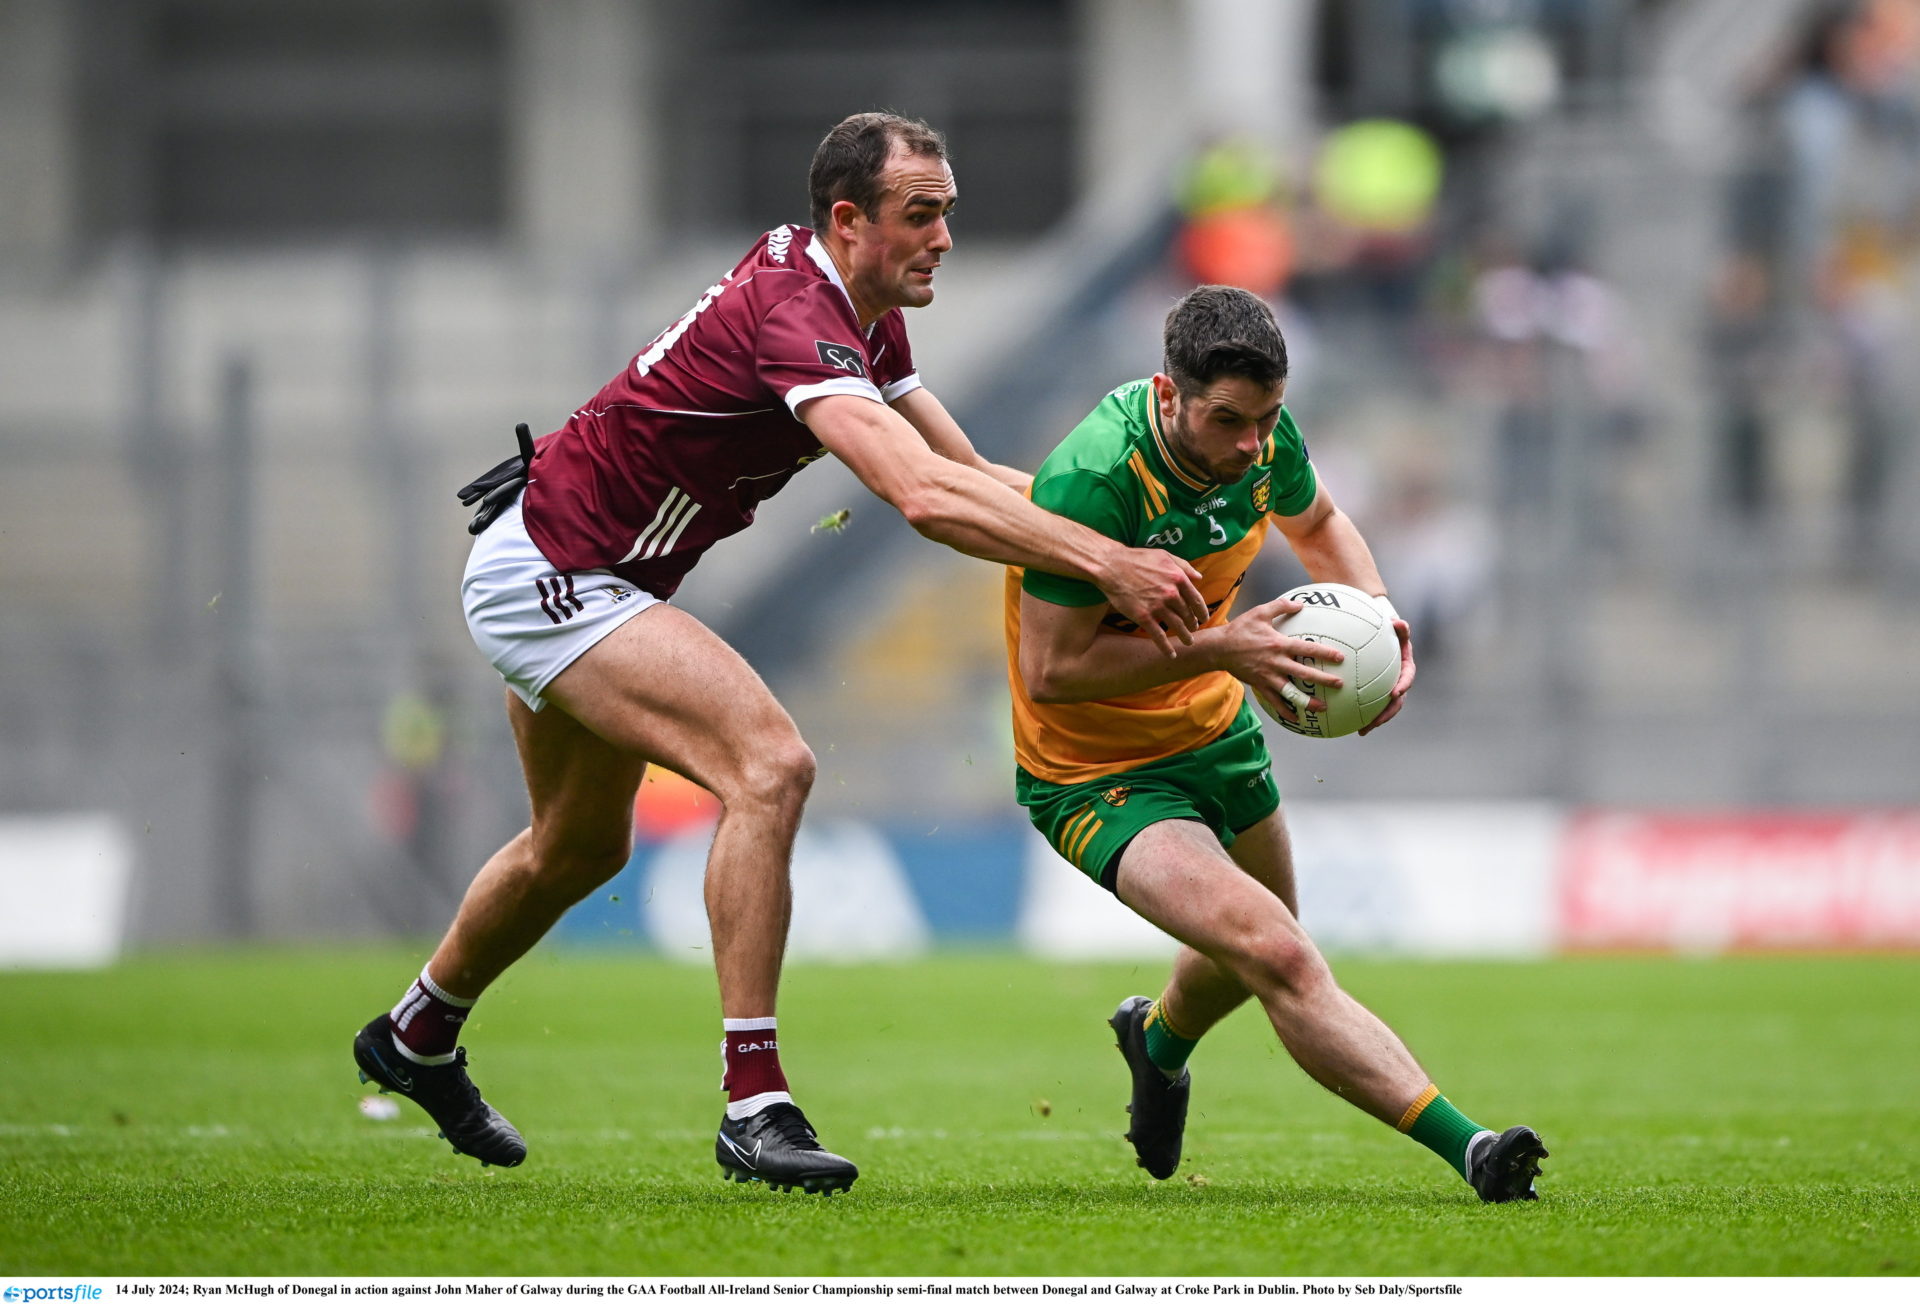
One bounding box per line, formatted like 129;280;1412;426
457;422;537;535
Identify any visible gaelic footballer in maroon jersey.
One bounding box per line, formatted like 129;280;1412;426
520;224;921;599
378;115;1212;1193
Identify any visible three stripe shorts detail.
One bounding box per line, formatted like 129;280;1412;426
461;499;664;712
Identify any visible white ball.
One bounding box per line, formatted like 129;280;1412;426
1254;583;1399;739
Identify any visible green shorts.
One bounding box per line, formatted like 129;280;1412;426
1016;702;1280;893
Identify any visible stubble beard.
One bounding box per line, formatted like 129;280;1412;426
1167;414;1228;484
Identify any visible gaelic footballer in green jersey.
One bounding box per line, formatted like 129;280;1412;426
1005;285;1546;1202
1005;376;1315;789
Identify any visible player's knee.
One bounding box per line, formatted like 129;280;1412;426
1230;925;1327;998
731;738;815;813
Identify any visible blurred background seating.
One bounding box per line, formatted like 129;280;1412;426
2;0;1917;948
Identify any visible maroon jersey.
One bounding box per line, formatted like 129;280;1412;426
520;225;921;597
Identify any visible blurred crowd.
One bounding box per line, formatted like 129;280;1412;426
1156;0;1920;680
1710;0;1920;563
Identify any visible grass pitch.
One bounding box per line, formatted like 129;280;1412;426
1;949;1915;1276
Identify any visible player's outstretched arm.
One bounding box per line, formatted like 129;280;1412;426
1270;483;1416;733
803;394;1207;654
1019;590;1344;718
889;387;1032;492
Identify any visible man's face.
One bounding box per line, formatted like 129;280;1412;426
836;145;957;316
1155;373;1285;484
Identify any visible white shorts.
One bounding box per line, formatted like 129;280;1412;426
461;498;664;711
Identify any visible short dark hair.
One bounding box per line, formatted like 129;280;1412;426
1163;285;1289;396
808;112;949;231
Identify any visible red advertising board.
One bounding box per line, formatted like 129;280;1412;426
1559;810;1920;951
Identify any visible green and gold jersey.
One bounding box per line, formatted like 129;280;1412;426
1005;377;1317;785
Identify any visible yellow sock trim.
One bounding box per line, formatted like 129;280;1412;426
1396;1083;1440;1133
1147;997;1198;1042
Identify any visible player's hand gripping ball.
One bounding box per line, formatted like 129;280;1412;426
1256;583;1399;739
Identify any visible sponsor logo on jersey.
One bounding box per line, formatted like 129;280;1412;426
1252;473;1272;513
1199;495;1229;512
766;225;793;264
1146;526;1184;547
815;341;868;376
1102;784;1133;807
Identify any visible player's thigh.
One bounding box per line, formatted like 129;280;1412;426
1020;770;1202;891
506;689;647;865
540;602;810;803
1226;809;1298;917
1114;818;1307;968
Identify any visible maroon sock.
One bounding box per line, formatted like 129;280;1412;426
721;1017;790;1115
388;967;475;1064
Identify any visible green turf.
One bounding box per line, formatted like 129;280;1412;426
1;949;1915;1275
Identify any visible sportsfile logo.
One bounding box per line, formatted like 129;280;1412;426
6;1288;104;1302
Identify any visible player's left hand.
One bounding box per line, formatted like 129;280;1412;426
457;422;537;535
1357;617;1416;736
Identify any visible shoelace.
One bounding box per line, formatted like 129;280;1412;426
438;1048;488;1120
760;1106;821;1150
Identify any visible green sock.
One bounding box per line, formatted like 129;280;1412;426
1399;1086;1488;1179
1142;1000;1198;1076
